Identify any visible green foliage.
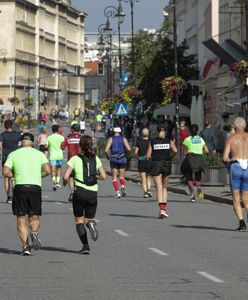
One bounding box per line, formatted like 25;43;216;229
202;154;223;167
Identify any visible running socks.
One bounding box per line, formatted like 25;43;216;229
159;203;167;210
52;176;56;183
76;224;88;245
120;177;125;186
112;180;119;192
56;176;60;184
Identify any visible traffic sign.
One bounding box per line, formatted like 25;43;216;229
116;103;128;116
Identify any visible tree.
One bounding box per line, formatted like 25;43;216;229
123;26;198;107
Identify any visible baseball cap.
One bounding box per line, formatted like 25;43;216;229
113;127;121;133
21;132;34;142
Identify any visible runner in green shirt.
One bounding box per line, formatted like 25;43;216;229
46;124;65;191
63;135;106;254
2;132;50;256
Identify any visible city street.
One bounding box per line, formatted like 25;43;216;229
1;161;248;299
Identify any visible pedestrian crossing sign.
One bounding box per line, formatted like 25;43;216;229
116;103;128;116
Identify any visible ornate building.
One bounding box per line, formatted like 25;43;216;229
0;0;86;116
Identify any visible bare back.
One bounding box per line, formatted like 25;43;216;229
224;132;248;161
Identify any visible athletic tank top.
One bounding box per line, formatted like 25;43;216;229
111;135;127;164
151;137;171;161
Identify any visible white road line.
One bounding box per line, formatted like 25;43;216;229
115;230;130;237
197;271;225;283
56;202;62;205
43;195;49;199
148;247;168;256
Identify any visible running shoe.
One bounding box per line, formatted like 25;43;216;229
147;191;152;198
197;189;204;200
68;193;73;202
6;196;12;204
79;244;90;255
20;246;31;256
121;186;126;197
158;210;169;219
52;183;57;191
86;220;98;241
30;231;41;250
190;195;196;202
116;191;121;198
236;223;247;232
56;183;61;188
144;192;149;198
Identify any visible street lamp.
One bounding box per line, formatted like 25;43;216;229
122;0;141;84
104;2;125;91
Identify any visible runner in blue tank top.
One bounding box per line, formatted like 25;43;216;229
105;125;131;198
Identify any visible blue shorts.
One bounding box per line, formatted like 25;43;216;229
50;160;63;168
230;162;248;191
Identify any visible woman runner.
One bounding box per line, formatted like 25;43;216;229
147;124;177;219
63;135;106;254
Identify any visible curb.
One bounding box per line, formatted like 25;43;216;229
106;171;233;206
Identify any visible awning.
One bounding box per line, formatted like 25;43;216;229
202;59;214;78
202;38;236;67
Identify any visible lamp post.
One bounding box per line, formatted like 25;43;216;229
122;0;141;84
104;2;125;91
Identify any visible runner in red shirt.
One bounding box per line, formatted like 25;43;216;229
61;123;82;202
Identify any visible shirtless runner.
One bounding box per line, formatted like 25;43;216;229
223;117;248;231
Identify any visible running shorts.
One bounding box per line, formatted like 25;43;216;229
138;160;152;173
151;160;171;177
12;184;42;216
110;161;126;170
73;186;97;218
49;160;63;167
230;162;248;191
39;145;48;153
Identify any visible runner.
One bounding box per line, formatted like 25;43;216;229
37;127;48;157
2;132;50;255
61;123;81;202
0;119;22;203
104;125;131;198
223;117;248;231
147;124;177;219
63;135;106;254
46;124;65;191
134;128;152;198
181;124;209;202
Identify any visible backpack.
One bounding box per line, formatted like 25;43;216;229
75;154;97;186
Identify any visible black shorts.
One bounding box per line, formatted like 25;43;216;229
72;186;97;218
39;145;48;152
138;160;152;173
151;160;171;177
110;162;126;170
1;155;7;167
69;170;75;178
12;185;42;216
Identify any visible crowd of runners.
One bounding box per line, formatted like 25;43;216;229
1;115;248;256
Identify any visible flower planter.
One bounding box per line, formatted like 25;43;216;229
201;166;227;186
127;157;138;171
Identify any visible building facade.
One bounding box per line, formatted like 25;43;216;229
0;0;86;116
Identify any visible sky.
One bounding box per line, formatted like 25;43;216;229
71;0;169;33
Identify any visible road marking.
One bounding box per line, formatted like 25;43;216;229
148;247;168;256
43;195;49;199
56;202;63;205
115;230;129;237
197;271;224;283
95;218;101;223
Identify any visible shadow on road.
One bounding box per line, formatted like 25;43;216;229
172;225;234;231
41;246;78;254
0;248;20;255
108;213;156;219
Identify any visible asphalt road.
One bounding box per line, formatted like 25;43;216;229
1;123;248;299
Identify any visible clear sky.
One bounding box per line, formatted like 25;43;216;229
71;0;169;33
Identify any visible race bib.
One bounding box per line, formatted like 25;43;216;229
153;144;170;150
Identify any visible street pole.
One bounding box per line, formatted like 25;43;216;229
173;0;180;157
130;1;134;84
118;18;123;91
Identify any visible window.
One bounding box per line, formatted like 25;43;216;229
98;62;104;75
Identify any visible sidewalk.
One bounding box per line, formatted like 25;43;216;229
101;158;233;205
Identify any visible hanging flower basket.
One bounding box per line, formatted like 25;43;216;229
230;59;248;82
121;87;141;106
26;96;33;106
8;97;20;105
161;76;186;105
